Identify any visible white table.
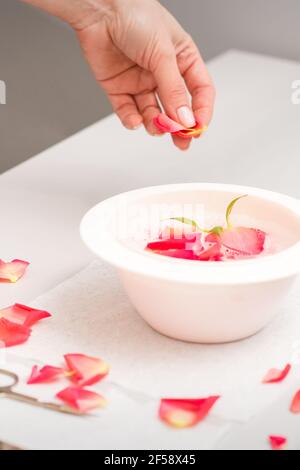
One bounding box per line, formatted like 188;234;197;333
1;50;300;450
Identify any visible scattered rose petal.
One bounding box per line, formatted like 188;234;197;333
0;259;29;283
0;303;51;327
220;228;266;255
269;435;288;451
27;365;66;384
153;113;207;139
64;354;109;387
290;390;300;413
56;387;107;413
159;396;220;428
0;318;31;347
262;364;291;384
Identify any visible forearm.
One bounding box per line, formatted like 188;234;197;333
21;0;114;29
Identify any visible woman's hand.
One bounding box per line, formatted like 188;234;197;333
22;0;215;150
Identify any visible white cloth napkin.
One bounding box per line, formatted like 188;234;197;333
10;260;300;426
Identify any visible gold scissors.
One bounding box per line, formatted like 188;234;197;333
0;368;83;416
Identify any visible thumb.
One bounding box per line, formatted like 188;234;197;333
153;53;195;128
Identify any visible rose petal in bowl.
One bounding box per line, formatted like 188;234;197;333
56;387;107;413
0;318;31;347
64;354;110;386
159;396;220;428
220;228;266;255
0;259;29;283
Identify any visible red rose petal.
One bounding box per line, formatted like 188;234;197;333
175;121;207;139
147;234;202;252
0;318;31;347
269;435;287;451
0;259;29;283
159;396;220;428
220;227;266;255
290;390;300;413
56;387;107;413
0;303;51;327
64;354;109;387
147;239;192;251
262;364;291;384
153;113;207;139
153;114;185;133
150;249;201;260
27;365;66;384
198;243;223;261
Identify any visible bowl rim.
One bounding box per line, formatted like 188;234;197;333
80;183;300;284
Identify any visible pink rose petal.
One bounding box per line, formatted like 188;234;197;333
151;249;199;260
64;354;110;387
153;113;207;139
290;390;300;413
56;387;107;413
153;114;186;133
27;365;66;384
269;435;287;451
220;227;266;255
0;318;31;347
0;303;51;327
159;396;220;428
262;364;291;384
0;259;29;283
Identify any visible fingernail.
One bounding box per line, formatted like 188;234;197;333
177;106;196;128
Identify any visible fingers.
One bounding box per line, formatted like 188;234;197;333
152;51;195;129
108;93;143;130
135;91;163;136
179;40;215;127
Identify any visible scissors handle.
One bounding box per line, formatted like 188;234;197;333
1;390;83;416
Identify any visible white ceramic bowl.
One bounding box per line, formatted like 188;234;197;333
80;183;300;343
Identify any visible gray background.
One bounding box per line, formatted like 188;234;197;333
0;0;299;173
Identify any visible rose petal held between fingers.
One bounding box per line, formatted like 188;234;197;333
290;390;300;413
153;113;207;139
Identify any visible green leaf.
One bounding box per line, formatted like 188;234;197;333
226;195;248;228
168;217;200;229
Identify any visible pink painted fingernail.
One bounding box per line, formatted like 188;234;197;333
177;106;196;128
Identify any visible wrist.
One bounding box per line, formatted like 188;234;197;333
22;0;116;30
